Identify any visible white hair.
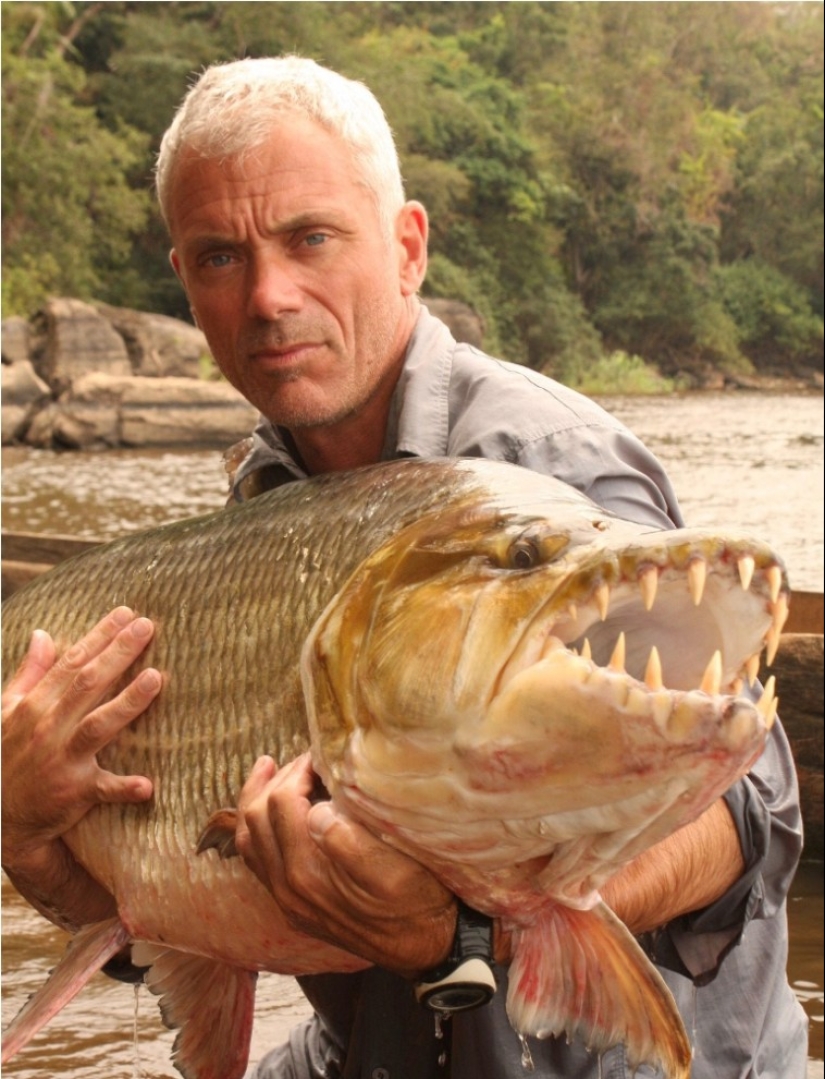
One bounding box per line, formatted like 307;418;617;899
155;56;406;235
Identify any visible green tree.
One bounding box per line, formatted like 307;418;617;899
1;2;151;315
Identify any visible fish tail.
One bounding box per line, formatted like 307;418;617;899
1;916;131;1063
506;900;692;1079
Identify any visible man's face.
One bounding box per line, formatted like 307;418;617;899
168;116;425;430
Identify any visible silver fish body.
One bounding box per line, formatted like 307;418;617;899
1;458;788;1079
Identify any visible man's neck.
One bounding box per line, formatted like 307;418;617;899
289;364;401;476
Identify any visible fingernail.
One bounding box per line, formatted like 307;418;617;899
131;618;153;639
137;669;161;692
308;802;336;839
112;607;134;626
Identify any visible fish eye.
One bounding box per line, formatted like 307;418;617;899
509;538;541;570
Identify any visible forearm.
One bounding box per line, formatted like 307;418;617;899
3;839;117;934
600;798;744;935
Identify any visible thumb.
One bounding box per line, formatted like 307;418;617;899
307;802;388;870
3;630;56;704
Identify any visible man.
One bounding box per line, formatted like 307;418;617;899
2;57;806;1078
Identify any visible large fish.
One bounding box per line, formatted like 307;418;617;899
1;458;787;1079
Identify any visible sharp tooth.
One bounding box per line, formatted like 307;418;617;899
581;638;592;661
652;691;673;729
772;593;789;635
757;675;777;729
738;555;755;591
595;582;610;621
639;567;658;611
688;559;707;606
700;650;722;695
608;632;626;672
766;565;782;604
644;646;663;690
766;623;781;667
745;654;760;686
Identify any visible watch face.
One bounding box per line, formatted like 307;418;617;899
421;980;496;1014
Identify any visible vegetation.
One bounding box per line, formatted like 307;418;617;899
2;1;822;390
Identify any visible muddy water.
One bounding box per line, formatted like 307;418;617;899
1;391;823;1075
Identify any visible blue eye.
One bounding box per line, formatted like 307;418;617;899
205;253;233;268
305;233;327;247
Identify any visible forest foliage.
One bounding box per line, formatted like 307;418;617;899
2;1;822;386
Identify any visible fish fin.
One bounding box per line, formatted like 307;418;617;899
506;900;691;1079
133;943;257;1079
1;916;130;1064
196;808;239;859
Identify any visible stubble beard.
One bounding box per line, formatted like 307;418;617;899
239;294;403;431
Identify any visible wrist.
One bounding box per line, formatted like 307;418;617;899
414;901;497;1014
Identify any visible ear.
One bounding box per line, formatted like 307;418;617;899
169;248;184;282
396;201;429;297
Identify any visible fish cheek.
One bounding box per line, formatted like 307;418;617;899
466;658;628;785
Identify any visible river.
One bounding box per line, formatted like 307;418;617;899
1;391;822;1076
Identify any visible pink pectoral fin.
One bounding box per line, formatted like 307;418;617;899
132;942;258;1079
506;901;692;1079
196;808;240;859
1;916;131;1064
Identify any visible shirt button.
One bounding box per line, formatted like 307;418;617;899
371;1070;390;1079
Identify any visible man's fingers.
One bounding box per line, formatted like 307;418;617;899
2;629;57;706
69;667;163;756
36;614;156;721
94;769;154;805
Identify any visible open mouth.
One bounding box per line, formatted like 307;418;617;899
496;540;787;733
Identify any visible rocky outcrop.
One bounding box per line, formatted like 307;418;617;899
2;298;256;449
2;297;485;450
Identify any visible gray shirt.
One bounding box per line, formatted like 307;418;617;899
240;307;806;1079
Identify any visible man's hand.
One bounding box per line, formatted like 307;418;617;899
2;607;161;930
235;753;457;977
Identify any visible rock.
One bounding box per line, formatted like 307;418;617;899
32;298;132;393
43;372;259;449
93;302;211;379
424;299;485;348
1;317;31;365
1;358;50;406
1;359;51;444
119;377;258;447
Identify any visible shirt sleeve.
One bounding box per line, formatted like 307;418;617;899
516;427;685;529
652;710;803;984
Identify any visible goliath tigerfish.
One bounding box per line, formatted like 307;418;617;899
1;458;787;1079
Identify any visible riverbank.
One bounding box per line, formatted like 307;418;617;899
3;298;821;452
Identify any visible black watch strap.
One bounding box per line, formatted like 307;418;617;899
414;901;496;1014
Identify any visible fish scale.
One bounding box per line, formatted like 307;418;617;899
2;457;788;1079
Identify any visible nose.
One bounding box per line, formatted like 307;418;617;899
246;251;303;320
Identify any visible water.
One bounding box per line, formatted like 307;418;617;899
1;391;822;1076
600;392;823;594
1;392;821;591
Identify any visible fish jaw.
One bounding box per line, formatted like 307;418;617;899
305;484;786;904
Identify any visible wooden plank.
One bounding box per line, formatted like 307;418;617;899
785;590;824;635
1;531;103;566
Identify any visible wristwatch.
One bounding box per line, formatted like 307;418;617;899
414;901;497;1013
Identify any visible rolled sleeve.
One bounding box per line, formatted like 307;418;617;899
645;714;803;984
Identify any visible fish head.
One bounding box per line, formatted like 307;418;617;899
302;461;787;872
